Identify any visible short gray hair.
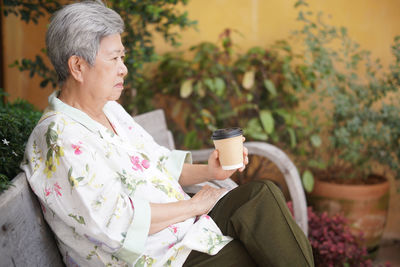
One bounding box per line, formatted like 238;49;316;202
46;0;124;85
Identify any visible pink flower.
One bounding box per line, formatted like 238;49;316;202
130;156;143;171
45;187;51;197
71;141;83;155
128;126;133;130
141;159;150;169
168;243;176;249
171;225;178;233
129;198;135;210
203;215;211;220
53;182;62;196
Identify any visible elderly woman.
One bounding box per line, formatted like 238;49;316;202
22;1;313;266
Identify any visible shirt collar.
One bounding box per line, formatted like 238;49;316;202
48;90;111;135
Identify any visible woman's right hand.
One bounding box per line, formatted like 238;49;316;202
190;185;227;215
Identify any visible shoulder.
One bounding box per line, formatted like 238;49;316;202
28;110;90;152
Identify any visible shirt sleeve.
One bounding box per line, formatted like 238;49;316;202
165;150;192;181
23;120;151;265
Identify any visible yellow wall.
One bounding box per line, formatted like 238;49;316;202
155;0;400;69
2;14;54;110
3;0;400;109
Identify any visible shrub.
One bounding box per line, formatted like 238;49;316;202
287;202;373;267
0;92;42;192
138;29;310;150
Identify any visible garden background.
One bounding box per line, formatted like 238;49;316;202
1;0;400;258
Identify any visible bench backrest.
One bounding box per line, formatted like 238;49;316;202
133;109;175;150
0;172;64;266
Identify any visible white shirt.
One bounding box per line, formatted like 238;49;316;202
21;91;232;267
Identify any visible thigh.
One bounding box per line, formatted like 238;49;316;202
183;240;257;267
208;180;275;234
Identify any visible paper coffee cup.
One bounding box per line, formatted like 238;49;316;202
211;128;244;170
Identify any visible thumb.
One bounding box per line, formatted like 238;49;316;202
213;149;219;159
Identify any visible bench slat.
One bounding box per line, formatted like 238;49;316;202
0;173;64;266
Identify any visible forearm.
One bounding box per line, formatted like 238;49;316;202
178;163;210;186
149;200;198;235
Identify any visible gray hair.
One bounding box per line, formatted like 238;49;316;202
46;1;124;85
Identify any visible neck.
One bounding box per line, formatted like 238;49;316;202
59;81;106;120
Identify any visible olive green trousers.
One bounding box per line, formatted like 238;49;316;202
183;180;314;267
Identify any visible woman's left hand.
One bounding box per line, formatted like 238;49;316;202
207;137;249;180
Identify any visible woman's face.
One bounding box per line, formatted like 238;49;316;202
82;33;128;102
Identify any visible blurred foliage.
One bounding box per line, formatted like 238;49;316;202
137;28;313;151
291;0;400;190
0;89;42;193
135;0;400;191
1;0;60;24
4;0;197;99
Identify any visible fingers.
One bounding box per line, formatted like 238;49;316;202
243;146;248;157
239;145;249;172
213;149;219;159
193;185;226;214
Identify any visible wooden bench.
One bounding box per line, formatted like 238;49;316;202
0;109;308;266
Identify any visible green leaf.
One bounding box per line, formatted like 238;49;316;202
68;167;73;179
263;79;277;97
287;127;296;148
310;134;322;147
242;70;255;90
244;118;268;141
214;77;225;97
302;170;314;193
204;78;214;91
180;79;193;98
259;110;274;134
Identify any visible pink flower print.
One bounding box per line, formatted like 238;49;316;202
128;126;133;130
171;225;178;233
168;225;178;235
129;198;135;210
130;156;143;171
45;187;52;197
71;141;83;155
202;214;211;220
54;182;62;196
168;243;176;249
141;159;150;169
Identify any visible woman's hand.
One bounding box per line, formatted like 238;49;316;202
190;185;227;215
207;137;249;180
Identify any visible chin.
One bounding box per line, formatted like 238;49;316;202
108;93;122;102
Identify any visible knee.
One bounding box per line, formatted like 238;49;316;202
250;179;282;193
248;180;286;201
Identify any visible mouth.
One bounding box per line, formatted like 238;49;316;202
114;82;124;89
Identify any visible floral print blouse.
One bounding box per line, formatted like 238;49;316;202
21;91;232;267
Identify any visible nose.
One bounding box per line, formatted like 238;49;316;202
118;60;128;77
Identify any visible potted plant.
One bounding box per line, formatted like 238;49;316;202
288;0;400;253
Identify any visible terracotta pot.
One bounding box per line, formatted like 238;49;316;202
308;177;390;252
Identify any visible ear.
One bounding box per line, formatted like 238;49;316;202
67;55;87;83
